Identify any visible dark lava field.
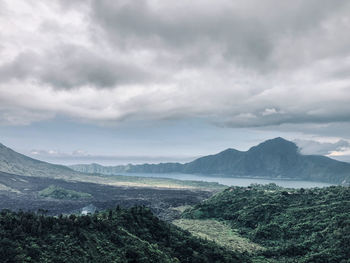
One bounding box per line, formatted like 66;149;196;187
0;171;213;220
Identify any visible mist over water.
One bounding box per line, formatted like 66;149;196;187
118;173;333;188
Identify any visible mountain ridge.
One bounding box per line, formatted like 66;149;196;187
70;138;350;185
1;138;350;185
0;142;80;179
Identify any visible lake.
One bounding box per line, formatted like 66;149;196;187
119;172;334;188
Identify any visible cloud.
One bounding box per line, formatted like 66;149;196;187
295;139;350;157
28;148;196;165
30;149;88;157
0;0;350;130
0;45;151;89
0;107;53;126
89;0;348;70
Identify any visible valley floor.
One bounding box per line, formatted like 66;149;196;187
0;171;213;220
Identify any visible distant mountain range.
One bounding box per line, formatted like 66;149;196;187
1;138;350;185
70;138;350;185
0;143;79;179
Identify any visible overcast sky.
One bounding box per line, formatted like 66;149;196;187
1;0;350;165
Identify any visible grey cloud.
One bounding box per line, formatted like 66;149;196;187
0;107;53;126
90;0;272;69
29;148;195;165
56;0;88;9
0;52;40;82
0;1;7;15
0;45;150;89
295;139;350;156
256;122;350;143
41;45;151;89
1;0;350;131
328;67;350;80
218;105;350;128
88;0;349;70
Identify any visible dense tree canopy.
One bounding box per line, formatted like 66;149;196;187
183;184;350;263
0;206;248;263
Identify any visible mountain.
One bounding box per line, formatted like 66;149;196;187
0;143;79;179
0;143;225;190
71;138;350;185
70;162;185;174
183;137;350;184
69;163;126;175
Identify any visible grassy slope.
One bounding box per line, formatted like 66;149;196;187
39;185;92;200
73;173;227;191
182;184;350;263
173;219;263;253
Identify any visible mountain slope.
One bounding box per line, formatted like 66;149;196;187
0;143;79;179
71;138;350;185
69;163;126;175
182;184;350;262
0;144;225;190
183;148;244;174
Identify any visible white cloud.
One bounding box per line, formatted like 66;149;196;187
328;149;350;157
27;148;196;165
295;138;350;158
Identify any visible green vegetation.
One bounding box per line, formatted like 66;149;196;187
103;174;226;190
173;219;263;253
182;184;350;262
171;205;193;214
39;185;92;200
0;207;249;263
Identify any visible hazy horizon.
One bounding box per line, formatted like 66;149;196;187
2;136;350;166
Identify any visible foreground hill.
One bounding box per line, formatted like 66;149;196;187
182;184;350;262
71;138;350;185
0;207;248;263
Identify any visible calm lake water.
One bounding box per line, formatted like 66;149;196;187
119;172;333;188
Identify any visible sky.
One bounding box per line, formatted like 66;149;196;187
0;0;350;165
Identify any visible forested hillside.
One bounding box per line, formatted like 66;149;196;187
182;184;350;262
0;207;249;263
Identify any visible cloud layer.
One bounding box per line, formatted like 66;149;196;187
1;0;350;128
295;139;350;155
